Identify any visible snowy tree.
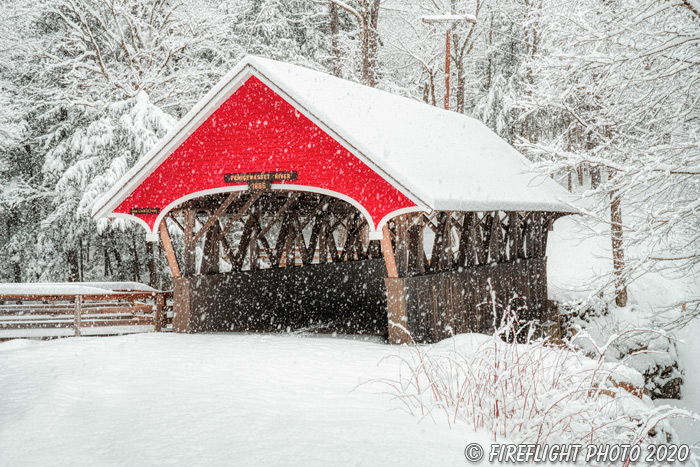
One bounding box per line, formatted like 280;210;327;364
327;0;382;86
520;0;700;310
0;0;238;283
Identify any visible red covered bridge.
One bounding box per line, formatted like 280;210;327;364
93;55;575;344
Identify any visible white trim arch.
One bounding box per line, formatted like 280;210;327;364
375;207;431;234
131;184;393;242
108;212;153;233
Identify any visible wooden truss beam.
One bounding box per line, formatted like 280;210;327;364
166;188;562;280
159;221;181;278
218;192;263;241
257;193;300;239
192;192;240;244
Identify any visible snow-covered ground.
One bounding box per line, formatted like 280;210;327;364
0;333;494;467
548;213;700;448
1;209;698;467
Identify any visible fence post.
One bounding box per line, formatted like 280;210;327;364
74;295;82;337
154;293;165;332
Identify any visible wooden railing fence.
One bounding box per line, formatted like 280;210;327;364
0;291;173;337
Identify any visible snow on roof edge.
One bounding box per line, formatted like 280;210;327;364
245;56;577;214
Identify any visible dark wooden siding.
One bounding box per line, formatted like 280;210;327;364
173;259;387;335
390;257;550;343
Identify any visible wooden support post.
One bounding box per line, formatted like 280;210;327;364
380;224;398;278
407;215;425;276
285;226;296;267
429;212;448;272
476;213;491;265
488;211;501;263
508;212;519;262
219;228;237;265
172;277;192;333
73;295;82;336
394;216;410;275
442;212;454;269
517;212;527;259
159;221;181;278
183;209;196;276
154;292;165;332
249;215;274;267
458;212;473;267
385;278;411;345
201;221;221;275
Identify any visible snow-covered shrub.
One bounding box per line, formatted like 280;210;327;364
563;304;684;400
596;330;683;400
559;297;609;337
384;309;698;457
559;299;683;399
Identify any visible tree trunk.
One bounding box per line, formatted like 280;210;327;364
104;245;112;277
79;238;84;282
486;12;493;90
453;34;466;113
67;249;80;282
13;262;21;283
591;166;601;188
359;0;381;87
610;191;628;307
201;221;221;275
329;1;342;77
422;72;436;106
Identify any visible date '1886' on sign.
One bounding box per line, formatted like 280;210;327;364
224;171;297;192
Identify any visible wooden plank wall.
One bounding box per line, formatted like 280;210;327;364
173;259;387;335
399;257;550;343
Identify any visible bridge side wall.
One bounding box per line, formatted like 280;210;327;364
386;257;558;344
173;259;387;335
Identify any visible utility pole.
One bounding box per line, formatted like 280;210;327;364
422;14;477;110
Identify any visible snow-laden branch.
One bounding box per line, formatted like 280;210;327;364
328;0;362;25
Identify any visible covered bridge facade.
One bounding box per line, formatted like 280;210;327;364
92;56;575;344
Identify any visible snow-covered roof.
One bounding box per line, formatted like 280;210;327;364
92;55;576;230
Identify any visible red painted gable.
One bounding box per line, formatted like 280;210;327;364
114;76;416;230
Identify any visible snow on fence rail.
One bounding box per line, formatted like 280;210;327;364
0;283;173;339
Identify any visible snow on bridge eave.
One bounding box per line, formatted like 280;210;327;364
92;55;576;235
240;56;576;216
